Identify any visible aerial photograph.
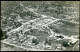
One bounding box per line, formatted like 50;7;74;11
1;1;79;51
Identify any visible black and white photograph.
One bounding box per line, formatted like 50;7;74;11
1;1;79;51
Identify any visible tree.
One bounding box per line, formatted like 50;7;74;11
0;29;8;40
32;38;39;45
